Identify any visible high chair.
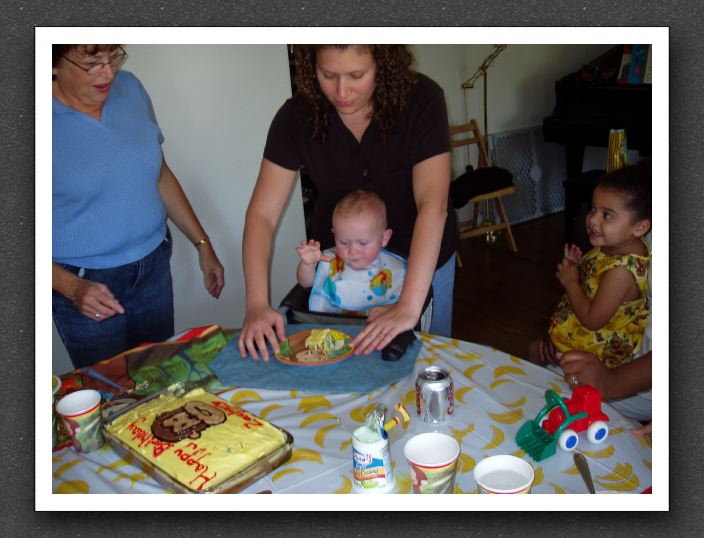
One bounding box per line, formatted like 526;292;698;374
450;119;517;253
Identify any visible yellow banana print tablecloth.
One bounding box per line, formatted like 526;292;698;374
52;333;651;494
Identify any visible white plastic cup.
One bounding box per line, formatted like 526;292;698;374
474;455;534;494
55;389;104;453
403;432;460;494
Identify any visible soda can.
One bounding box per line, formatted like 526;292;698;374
415;366;454;423
607;128;629;172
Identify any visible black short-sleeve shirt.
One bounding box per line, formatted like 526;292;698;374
264;73;459;268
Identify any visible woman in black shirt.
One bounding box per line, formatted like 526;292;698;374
239;44;458;359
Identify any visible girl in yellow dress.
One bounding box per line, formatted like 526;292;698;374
529;161;651;369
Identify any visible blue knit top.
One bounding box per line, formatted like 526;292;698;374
52;70;167;269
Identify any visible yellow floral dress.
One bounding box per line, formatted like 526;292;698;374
548;245;650;368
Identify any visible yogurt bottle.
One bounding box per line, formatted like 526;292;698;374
352;425;395;493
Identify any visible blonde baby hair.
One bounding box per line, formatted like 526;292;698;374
333;190;388;229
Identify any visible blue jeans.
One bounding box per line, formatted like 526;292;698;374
53;231;174;369
429;253;456;337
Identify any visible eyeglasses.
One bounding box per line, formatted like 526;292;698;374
62;47;128;76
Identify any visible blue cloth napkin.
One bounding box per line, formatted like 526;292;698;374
208;324;421;394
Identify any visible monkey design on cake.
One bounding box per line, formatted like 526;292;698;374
151;401;227;442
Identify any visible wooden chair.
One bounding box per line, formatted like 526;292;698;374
450;119;517;253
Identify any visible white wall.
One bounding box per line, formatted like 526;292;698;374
52;43;614;373
52;45;304;374
411;45;471;180
468;44;613;134
414;43;614;177
412;43;613;224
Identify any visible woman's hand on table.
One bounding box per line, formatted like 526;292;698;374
237;304;285;361
366;304;393;323
632;422;652;438
351;302;418;355
558;350;614;397
71;279;125;321
197;243;225;298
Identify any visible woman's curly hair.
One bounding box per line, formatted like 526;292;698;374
293;45;417;142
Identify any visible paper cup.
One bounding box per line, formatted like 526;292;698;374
55;389;104;453
474;455;534;494
51;375;61;450
403;432;460;494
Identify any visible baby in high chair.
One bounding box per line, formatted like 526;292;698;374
529;160;651;370
296;190;406;318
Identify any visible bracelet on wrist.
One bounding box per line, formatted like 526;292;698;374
68;277;82;305
194;237;208;249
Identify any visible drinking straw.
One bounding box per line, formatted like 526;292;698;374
383;403;410;432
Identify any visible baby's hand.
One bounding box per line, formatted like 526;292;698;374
295;240;331;265
556;258;579;288
563;243;583;265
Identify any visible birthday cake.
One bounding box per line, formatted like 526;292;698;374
104;385;292;493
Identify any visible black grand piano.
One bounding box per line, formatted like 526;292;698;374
543;45;652;242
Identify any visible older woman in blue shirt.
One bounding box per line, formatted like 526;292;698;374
52;44;225;369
